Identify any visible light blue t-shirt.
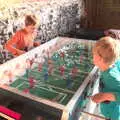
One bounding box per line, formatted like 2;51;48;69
100;60;120;120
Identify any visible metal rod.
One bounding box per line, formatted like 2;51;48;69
80;110;108;120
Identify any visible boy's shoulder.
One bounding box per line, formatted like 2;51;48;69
107;60;120;78
15;29;27;37
102;60;120;78
115;59;120;66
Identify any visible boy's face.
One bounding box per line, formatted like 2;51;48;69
26;25;37;34
93;51;111;71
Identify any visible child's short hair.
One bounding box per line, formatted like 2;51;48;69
25;15;36;26
93;37;120;65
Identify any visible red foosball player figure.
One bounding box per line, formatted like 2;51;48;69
60;52;65;59
26;58;34;69
38;63;43;72
48;64;54;75
80;55;83;63
60;51;65;62
23;88;30;93
26;59;30;68
15;63;20;69
29;58;34;68
71;66;78;78
59;65;65;76
46;50;50;59
48;59;53;75
29;77;36;88
4;71;13;83
8;72;13;83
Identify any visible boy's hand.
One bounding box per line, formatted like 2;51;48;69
34;41;40;47
14;50;25;57
90;93;116;104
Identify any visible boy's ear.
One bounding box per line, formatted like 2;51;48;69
97;54;102;60
97;55;104;64
99;56;105;64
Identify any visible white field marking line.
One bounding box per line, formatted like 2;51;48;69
23;81;66;96
15;76;46;88
20;65;91;83
17;76;75;94
18;76;75;94
59;94;67;103
47;86;63;94
37;81;75;94
43;68;90;77
46;85;63;93
16;81;26;89
32;55;93;68
52;93;67;103
31;68;80;79
53;94;63;100
31;69;90;85
15;81;68;102
48;74;84;85
33;52;92;65
21;69;87;90
30;69;66;80
16;76;47;87
47;86;54;91
54;93;65;100
32;63;93;75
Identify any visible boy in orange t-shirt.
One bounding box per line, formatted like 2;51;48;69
5;15;40;56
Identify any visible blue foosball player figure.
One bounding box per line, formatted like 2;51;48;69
26;68;30;78
44;72;49;82
66;73;73;88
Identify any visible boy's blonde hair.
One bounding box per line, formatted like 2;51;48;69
93;37;120;65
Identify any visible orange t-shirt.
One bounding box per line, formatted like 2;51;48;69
5;29;40;56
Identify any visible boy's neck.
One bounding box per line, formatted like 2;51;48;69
100;63;111;71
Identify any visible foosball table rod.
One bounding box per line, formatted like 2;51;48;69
80;110;109;120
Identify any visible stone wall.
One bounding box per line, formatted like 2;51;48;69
0;0;84;63
0;0;84;44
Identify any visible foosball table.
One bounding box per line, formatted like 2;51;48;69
0;37;100;120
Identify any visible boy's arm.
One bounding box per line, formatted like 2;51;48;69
33;41;40;47
5;32;25;56
112;92;120;102
92;73;120;103
33;30;40;47
108;73;120;102
91;92;116;104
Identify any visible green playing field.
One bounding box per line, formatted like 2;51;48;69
10;43;94;105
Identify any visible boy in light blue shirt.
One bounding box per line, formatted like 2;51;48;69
91;37;120;120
